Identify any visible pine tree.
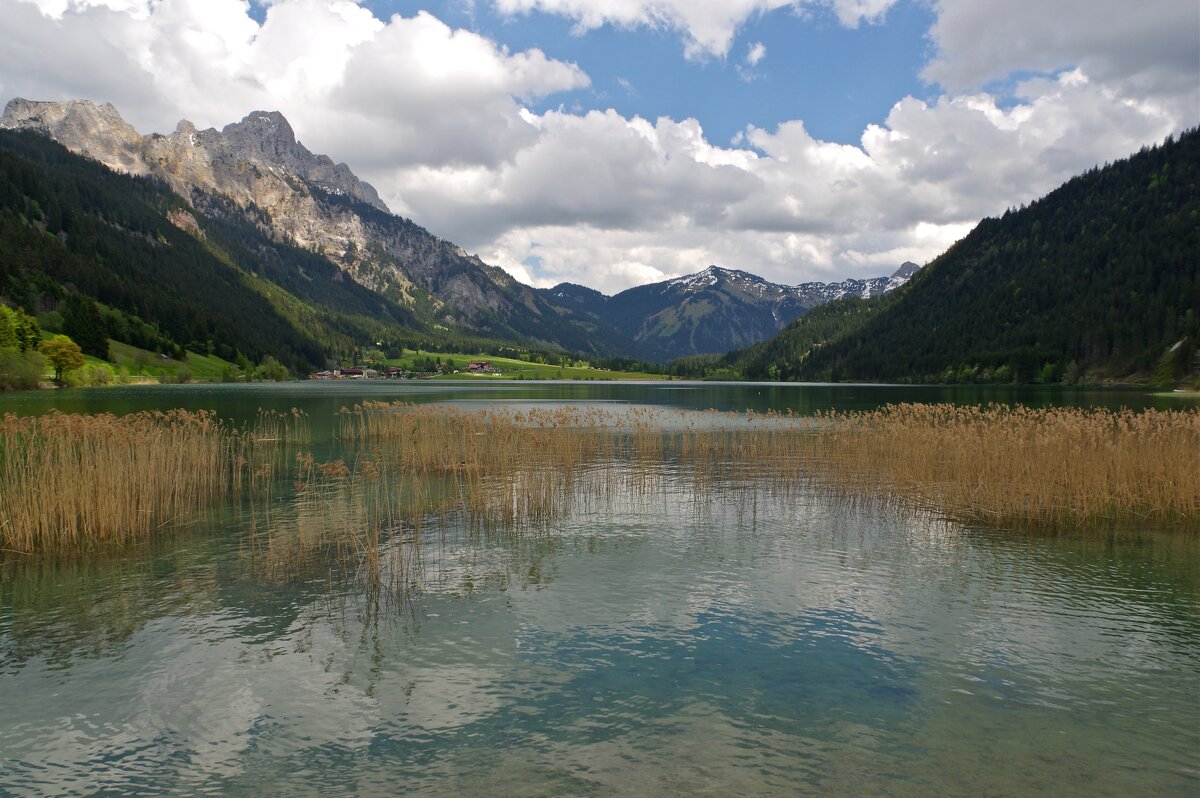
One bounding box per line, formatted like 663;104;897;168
61;293;109;360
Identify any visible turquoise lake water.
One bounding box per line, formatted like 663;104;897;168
1;382;1197;796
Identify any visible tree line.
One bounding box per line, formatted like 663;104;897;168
729;129;1200;386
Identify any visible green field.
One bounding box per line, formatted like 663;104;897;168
45;340;665;386
55;340;239;385
386;349;665;381
108;341;235;379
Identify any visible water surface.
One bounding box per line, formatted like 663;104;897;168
1;382;1197;796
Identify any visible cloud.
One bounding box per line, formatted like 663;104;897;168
826;0;895;27
329;10;588;169
923;0;1200;106
407;2;1195;289
19;0;148;16
389;68;1180;291
490;1;897;59
737;40;766;81
0;0;1194;295
470;67;1180;289
0;0;587;171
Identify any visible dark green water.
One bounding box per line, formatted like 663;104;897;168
0;379;1194;421
1;382;1197;796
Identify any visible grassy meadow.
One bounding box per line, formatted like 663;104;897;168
385;349;664;380
2;402;1196;559
107;341;235;381
43;340;238;387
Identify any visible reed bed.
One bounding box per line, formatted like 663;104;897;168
812;404;1200;528
1;409;308;555
338;402;703;528
4;401;1196;559
337;401;1200;531
0;410;230;554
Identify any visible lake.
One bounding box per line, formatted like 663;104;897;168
1;382;1198;796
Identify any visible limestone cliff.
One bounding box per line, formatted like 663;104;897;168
0;98;617;351
1;99;404;292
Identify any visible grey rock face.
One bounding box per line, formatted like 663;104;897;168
220;111;388;212
0;97;618;354
2;98;148;174
1;98;413;292
1;100;388;213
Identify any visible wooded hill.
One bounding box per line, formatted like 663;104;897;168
733;129;1200;385
0;130;549;373
1;100;644;364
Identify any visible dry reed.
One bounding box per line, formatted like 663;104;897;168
812;403;1200;528
4;401;1196;559
1;409;308;555
336;401;1200;531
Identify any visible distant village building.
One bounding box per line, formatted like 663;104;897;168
468;360;493;373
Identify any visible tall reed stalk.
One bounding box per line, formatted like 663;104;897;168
336;401;1200;530
1;409;308;555
0;410;230;554
4;402;1196;559
811;404;1200;527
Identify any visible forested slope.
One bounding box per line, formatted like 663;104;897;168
736;130;1200;384
0;130;434;372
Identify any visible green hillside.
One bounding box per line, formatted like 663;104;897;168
735;130;1200;385
0;130;418;373
386;348;662;380
0;130;565;377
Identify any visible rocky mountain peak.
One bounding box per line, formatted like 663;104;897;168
221;110;299;160
3;97;128;133
1;97;147;173
219;109;387;212
1;97;390;215
892;261;921;279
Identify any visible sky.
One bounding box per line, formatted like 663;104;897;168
0;0;1197;293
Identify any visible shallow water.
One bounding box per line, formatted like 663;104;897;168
1;383;1198;796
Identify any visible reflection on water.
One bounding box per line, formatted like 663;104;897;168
0;379;1195;428
1;383;1198;796
2;485;1197;796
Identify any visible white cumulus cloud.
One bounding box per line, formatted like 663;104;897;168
0;0;1194;295
0;0;587;170
924;0;1199;100
490;0;897;59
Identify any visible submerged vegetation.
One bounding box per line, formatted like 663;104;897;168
2;403;1197;559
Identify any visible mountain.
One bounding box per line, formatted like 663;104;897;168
0;98;629;356
0;128;420;373
541;263;920;362
734;130;1200;385
1;97;928;366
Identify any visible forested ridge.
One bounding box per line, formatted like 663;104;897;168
5;125;1197;384
734;129;1200;385
0;130;545;373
